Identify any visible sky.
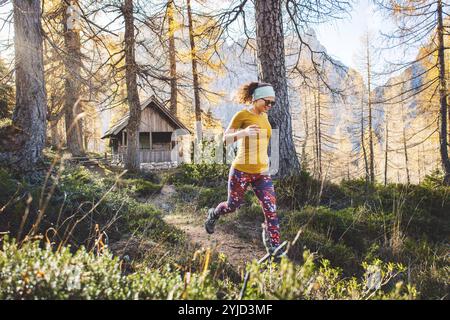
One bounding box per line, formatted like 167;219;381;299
0;0;402;74
315;0;385;71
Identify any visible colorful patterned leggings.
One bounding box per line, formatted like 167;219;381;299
214;167;280;247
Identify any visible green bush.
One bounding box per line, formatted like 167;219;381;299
421;169;445;189
0;237;417;300
2;157;445;300
123;171;161;184
276;202;450;298
129;179;162;197
0;237;128;299
0;237;223;300
275;171;349;210
102;177;162;198
0;168;21;201
174;184;201;203
197;187;228;209
243;251;416;300
166;163;229;187
0;165;177;250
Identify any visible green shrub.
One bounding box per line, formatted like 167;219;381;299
166;163;229;187
421;169;445;189
275;171;349;210
242;251;416;300
0;165;176;250
102;177;162;197
0;237;222;300
130;179;162;197
123;171;161;184
0;237;129;299
0;237;417;300
0;168;21;201
174;184;200;203
197;187;227;209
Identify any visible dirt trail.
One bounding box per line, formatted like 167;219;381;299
83;161;267;271
150;184;266;270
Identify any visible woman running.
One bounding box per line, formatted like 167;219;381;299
204;82;285;257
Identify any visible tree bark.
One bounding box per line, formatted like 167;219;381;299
366;41;375;183
254;0;300;177
49;95;62;148
122;0;141;172
186;0;202;138
361;96;369;183
401;103;410;184
437;0;450;185
384;111;389;186
63;0;85;157
317;81;322;179
301;95;309;168
168;0;178;116
0;0;47;171
313;91;319;177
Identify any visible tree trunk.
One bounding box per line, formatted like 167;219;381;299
366;42;375;183
384;112;389;186
254;0;300;177
301;95;309;168
317;81;322;179
401;103;410;184
186;0;202;139
0;0;47;171
168;0;178;116
49;95;62;148
63;0;85;157
437;0;450;185
313;91;319;177
361;96;369;182
122;0;141;172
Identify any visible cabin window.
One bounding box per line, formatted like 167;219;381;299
139;132;151;149
152;132;172;151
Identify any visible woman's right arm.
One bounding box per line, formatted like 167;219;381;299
223;124;260;145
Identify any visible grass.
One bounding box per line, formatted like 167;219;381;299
165;164;450;299
0;160;447;299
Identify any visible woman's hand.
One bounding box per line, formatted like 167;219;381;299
223;125;260;145
244;124;260;137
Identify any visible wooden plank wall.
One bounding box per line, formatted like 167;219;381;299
112;104;178;163
139;104;174;132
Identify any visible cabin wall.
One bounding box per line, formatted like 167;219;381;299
110;106;180;163
139;106;174;132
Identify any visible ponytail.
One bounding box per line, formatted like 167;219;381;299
236;81;273;104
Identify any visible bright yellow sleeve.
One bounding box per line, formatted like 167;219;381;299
229;111;245;129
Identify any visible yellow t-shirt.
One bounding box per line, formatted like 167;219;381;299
229;109;272;174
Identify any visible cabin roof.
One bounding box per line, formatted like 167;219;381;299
101;96;192;139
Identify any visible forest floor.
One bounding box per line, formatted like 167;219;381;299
146;183;266;272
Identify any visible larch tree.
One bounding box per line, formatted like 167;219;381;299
167;0;178;115
186;0;203;146
122;0;141;172
0;0;47;171
199;0;352;177
354;31;378;184
375;0;450;185
63;0;85;157
254;0;299;177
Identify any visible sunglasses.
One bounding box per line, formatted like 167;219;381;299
261;98;276;107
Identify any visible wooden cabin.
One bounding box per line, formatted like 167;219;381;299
101;96;191;165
